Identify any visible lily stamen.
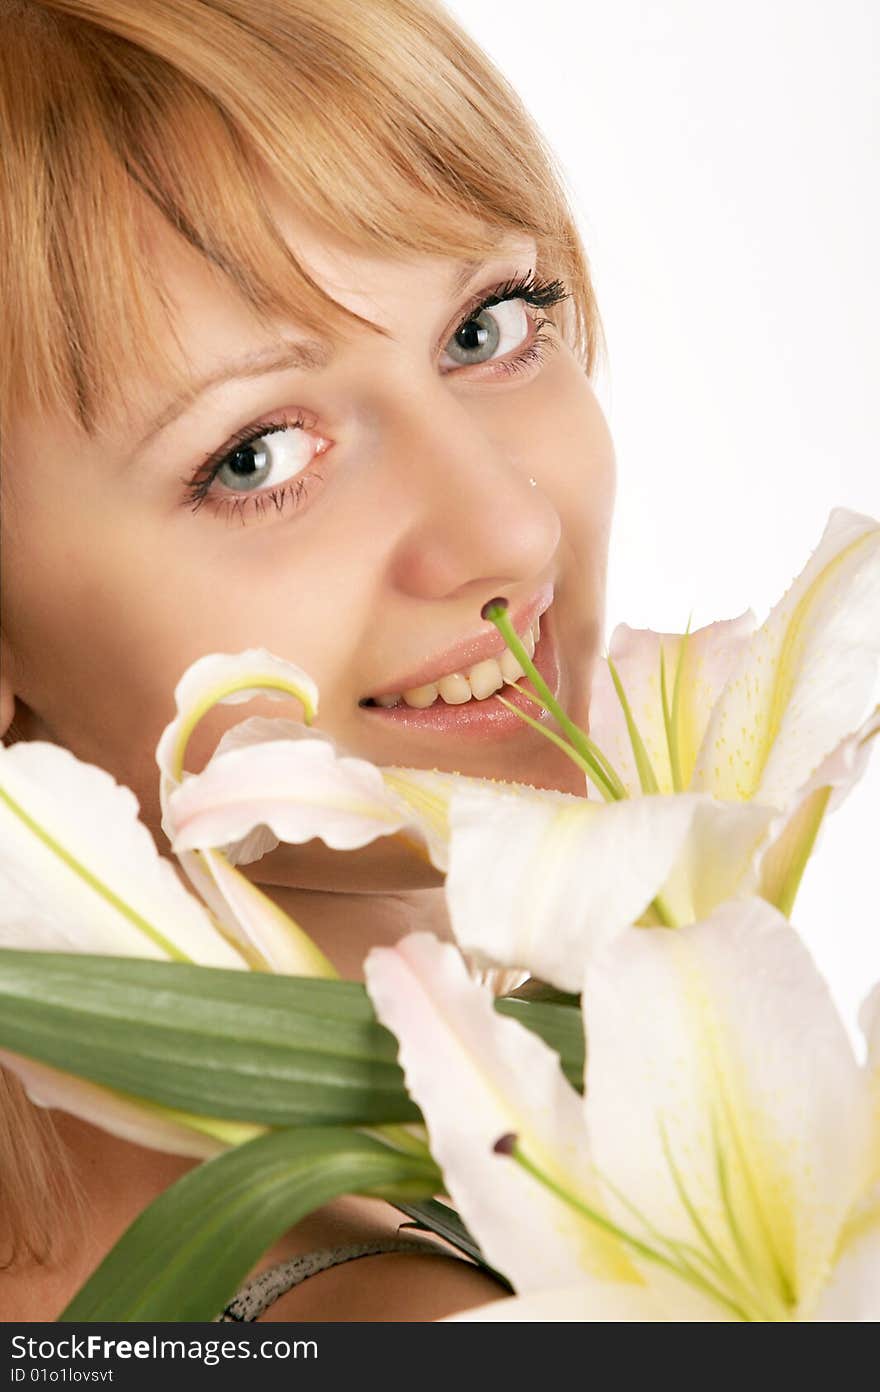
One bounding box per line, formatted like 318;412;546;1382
480;597;626;800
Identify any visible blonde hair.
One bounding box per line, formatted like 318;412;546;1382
0;0;605;1263
0;1067;81;1269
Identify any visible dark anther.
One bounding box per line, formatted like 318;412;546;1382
481;597;509;621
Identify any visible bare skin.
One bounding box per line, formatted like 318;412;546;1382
0;192;616;1318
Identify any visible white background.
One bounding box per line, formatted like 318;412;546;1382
447;0;879;1036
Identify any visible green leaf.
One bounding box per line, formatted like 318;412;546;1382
496;996;585;1091
0;952;586;1119
504;977;581;1007
61;1127;440;1322
0;952;418;1125
394;1198;514;1292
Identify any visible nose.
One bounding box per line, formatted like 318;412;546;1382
383;384;562;601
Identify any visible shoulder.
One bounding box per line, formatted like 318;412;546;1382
255;1247;509;1323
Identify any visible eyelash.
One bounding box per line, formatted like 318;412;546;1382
182;271;569;523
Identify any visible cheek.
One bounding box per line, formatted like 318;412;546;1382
510;360;616;693
510;356;616;556
5;492;359;826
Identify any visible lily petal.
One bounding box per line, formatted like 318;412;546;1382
155;649;319;789
810;1184;880;1322
441;1279;732;1322
364;933;638;1293
380;766;563;874
210;716;318;759
0;743;245;968
208;716;320;865
582;899;871;1321
859;983;880;1189
758;705;880;915
0;1049;243;1159
861;982;880;1071
692;508;880;807
655;796;777;926
169;739;413;857
379;767;481;873
220;717;393;867
444;783;717;989
587;615;755;798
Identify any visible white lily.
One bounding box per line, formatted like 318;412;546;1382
0;739;273;1153
585;508;880;919
0;1050;263;1160
0;741;245;968
0;652;345;1150
162;708;744;990
157;649;785;991
155;650;336;976
365;900;880;1322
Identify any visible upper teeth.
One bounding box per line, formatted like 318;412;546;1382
373;614;541;709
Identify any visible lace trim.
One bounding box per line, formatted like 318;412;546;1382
217;1238;463;1321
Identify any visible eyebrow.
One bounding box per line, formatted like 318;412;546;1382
133;256;498;452
134;339;332;451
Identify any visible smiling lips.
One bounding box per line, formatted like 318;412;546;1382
360;583;554;711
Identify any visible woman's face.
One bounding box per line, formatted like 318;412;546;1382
1;195;615;891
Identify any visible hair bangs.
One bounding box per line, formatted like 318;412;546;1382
2;1;603;442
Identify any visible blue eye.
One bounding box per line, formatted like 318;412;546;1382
182;272;569;525
182;412;331;518
214;422;315;493
442;298;530;367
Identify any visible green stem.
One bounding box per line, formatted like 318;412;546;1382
504;1139;746;1319
493;693;614;794
481;602;626;800
607;657;660;794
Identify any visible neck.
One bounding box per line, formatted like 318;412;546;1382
257;880;453;980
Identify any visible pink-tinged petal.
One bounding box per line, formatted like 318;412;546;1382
155;649;319;787
0;743;245;968
444;783;710;990
810;1185;880;1322
223;821;281;869
692;509;880;807
583;900;870;1320
586;615;756;798
207;716;320;865
169;739;412;859
0;1050;238;1159
364;933;638;1293
210;715;316;758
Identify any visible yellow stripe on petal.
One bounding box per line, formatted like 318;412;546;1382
693;511;880;805
155;649;320;790
582;902;869;1321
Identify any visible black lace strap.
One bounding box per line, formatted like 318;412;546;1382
217;1238;466;1321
